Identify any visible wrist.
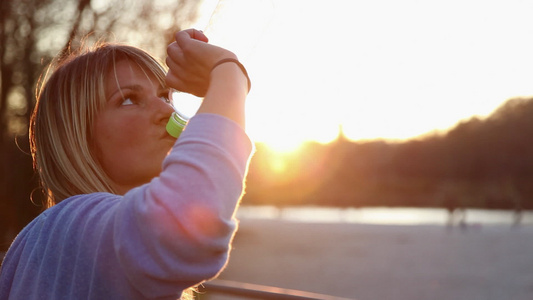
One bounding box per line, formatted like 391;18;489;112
200;62;248;128
211;58;251;93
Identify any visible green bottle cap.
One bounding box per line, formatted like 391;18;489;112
166;112;188;138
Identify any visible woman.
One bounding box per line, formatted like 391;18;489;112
0;29;253;299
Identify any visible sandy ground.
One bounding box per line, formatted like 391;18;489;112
204;219;533;300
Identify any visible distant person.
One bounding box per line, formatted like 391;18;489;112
444;192;455;227
441;184;458;229
513;202;523;228
0;29;253;299
440;182;466;231
506;179;523;228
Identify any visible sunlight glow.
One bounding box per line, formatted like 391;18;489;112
269;156;288;174
198;0;274;64
260;137;304;155
189;0;533;152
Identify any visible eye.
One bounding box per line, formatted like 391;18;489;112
160;95;171;104
160;90;172;104
121;98;134;106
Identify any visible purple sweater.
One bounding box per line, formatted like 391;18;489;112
0;114;253;299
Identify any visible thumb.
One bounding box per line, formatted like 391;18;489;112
175;29;208;44
192;30;209;43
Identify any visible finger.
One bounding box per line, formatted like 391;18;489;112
175;29;208;43
174;31;211;65
167;41;206;77
192;29;209;43
166;73;206;97
165;56;180;73
166;56;205;84
166;42;183;64
166;70;203;94
165;62;208;96
165;71;185;91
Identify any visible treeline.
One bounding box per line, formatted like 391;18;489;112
243;97;533;210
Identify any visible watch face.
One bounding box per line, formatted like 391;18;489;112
169;89;202;120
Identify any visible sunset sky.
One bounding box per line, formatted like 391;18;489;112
187;0;533;152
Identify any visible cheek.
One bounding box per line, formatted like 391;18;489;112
93;114;141;163
93;123;147;182
100;124;147;161
95;113;143;144
113;123;144;143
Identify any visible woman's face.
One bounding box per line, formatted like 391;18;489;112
92;59;176;194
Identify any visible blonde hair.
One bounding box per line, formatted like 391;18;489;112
30;43;168;207
30;42;198;300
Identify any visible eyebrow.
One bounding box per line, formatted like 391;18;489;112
109;84;166;101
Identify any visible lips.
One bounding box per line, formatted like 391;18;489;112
162;131;176;140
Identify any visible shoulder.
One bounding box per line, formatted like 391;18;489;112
42;192;122;218
15;192;123;238
5;192;123;258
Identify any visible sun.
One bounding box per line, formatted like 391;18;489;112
260;135;305;154
245;103;342;155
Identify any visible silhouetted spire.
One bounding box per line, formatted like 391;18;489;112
337;123;347;142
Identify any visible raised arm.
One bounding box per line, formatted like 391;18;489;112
112;29;253;298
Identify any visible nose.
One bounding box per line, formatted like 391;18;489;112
150;95;175;125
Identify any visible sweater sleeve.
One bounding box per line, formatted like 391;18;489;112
113;113;253;298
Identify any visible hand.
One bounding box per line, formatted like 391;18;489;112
165;29;237;97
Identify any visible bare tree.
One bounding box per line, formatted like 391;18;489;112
0;0;202;251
